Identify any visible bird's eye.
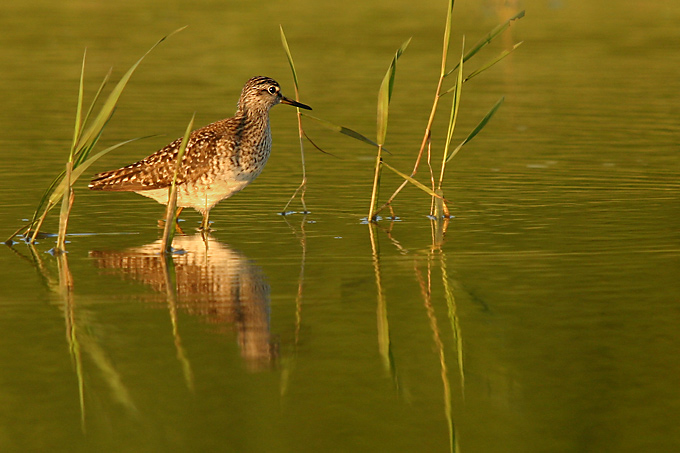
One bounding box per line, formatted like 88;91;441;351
268;86;278;94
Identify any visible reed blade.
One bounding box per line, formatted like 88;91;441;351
441;41;523;96
446;96;504;163
279;25;299;90
377;38;411;145
440;0;456;76
28;173;64;234
280;25;310;213
75;26;186;153
21;28;184;242
445;10;525;77
302;113;381;149
442;38;465;166
26;135;153;243
81;68;112;134
73;69;112;166
302;131;339;158
465;41;523;82
48;136;156;207
74;135;157;182
55;162;74;252
382;161;448;202
162;114;194;253
370;38;410;219
70;50;87;161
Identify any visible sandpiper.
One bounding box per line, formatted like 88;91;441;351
89;76;311;230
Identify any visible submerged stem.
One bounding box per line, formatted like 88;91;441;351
368;146;384;221
55;162;74;253
30;202;54;244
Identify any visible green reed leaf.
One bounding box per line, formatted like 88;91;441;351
446;96;504;163
464;41;523;82
75;26;186;154
377;38;411;145
29;173;63;231
47;136;156;207
162;114;195;253
440;0;455;76
443;38;465;164
445;10;524;77
302;113;381;148
279;25;298;90
441;41;523;97
70;51;87;161
17;29;184;243
74;68;112;165
55;162;73;252
382;161;448;201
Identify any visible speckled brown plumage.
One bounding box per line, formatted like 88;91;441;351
89;76;311;229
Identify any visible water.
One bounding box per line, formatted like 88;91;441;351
1;0;679;451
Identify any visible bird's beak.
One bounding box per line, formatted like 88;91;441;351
280;95;312;110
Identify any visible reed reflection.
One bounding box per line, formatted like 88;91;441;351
9;242;139;431
371;218;460;453
90;233;276;371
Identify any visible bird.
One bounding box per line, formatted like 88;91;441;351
89;76;311;230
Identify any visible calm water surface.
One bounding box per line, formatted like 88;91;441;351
1;0;679;452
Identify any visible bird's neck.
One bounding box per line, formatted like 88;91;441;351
236;102;270;117
235;106;270;131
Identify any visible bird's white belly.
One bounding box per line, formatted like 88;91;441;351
136;169;259;214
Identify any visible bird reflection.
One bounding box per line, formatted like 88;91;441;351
90;233;276;370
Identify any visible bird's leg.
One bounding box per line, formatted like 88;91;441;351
174;207;185;233
158;206;185;231
174;220;185;235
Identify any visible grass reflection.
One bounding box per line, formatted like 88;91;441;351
370;218;464;452
414;259;456;453
369;223;398;385
55;252;86;431
160;250;196;392
12;243;139;432
280;215;308;396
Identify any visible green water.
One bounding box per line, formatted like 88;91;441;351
1;0;679;452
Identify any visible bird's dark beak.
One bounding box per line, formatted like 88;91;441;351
280;95;312;110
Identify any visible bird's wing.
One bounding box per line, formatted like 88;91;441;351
89;119;242;192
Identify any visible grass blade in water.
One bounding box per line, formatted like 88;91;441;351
18;28;185;244
73;69;112;167
439;0;455;76
441;38;465;171
370;38;410;220
302;113;381;149
377;38;410;146
441;41;524;96
48;136;157;207
464;41;523;82
446;96;505;163
75;26;186;153
161;114;195;253
279;25;299;90
279;25;309;214
445;10;525;77
382;161;448;202
55;162;74;253
70;50;87;161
